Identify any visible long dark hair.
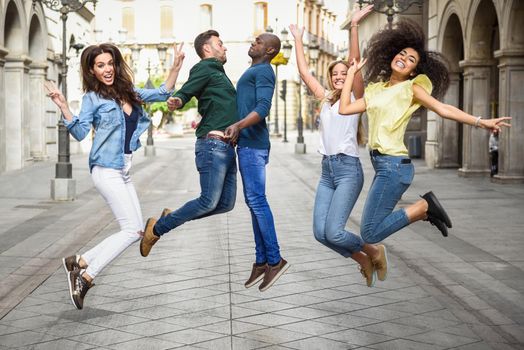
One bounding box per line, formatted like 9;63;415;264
80;43;141;106
325;60;365;145
364;19;450;99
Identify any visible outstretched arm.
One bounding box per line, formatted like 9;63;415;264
289;24;325;100
413;84;511;131
339;58;367;115
348;4;373;99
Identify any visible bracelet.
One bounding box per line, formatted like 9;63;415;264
350;24;359;28
474;116;482;128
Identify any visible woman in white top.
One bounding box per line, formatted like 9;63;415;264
289;5;386;288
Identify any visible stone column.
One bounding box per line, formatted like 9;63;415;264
29;62;49;161
493;49;524;183
0;47;8;173
3;55;32;171
457;60;491;177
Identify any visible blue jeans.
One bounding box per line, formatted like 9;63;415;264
154;138;237;235
360;154;414;243
238;146;281;265
313;154;364;257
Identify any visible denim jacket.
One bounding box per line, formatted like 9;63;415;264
64;84;173;171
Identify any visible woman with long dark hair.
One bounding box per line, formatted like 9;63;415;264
289;5;387;288
45;42;184;309
338;20;510;280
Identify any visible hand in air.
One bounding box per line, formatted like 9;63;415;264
44;80;68;110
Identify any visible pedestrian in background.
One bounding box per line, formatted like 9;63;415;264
489;129;499;177
45;42;185;309
288;4;387;288
140;30;238;258
224;32;289;292
338;20;511;263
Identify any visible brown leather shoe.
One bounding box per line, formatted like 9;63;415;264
67;270;94;310
244;263;267;288
140;218;160;257
259;258;290;292
62;255;80;275
360;255;377;287
371;244;388;281
161;208;171;218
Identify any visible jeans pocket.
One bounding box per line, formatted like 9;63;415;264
398;162;414;185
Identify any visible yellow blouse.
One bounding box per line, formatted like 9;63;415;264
364;74;432;156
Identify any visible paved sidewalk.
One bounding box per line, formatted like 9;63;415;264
0;132;523;349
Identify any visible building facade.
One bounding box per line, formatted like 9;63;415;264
343;0;523;183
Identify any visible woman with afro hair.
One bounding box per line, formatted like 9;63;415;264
338;19;511;281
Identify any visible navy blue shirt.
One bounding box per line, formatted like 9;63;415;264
236;62;275;149
124;106;139;154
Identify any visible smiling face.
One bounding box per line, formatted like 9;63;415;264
91;52;114;86
391;47;420;78
329;62;349;90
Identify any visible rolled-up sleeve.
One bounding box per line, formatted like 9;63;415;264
64;93;95;141
135;83;174;103
174;64;209;106
253;66;275;119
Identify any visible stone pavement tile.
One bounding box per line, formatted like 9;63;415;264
270;293;333;307
357;320;428;337
125;304;188;319
0;309;39;322
191;336;232;350
165;298;229;313
67;329;143;347
199;293;231;306
308;300;369;313
32;321;106;337
0;324;25;336
368;338;444;350
455;341;520;350
381;296;444;314
81;313;150;328
116;319;186;337
155;328;225;345
348;306;412;322
277;319;349;336
231;305;263;319
343;294;399;307
478;308;516;325
499;324;524;344
321;328;393;347
105;336;183;350
0;315;64;330
160;312;228;328
197;320;231;335
407;330;480;348
230;335;273;349
236;313;303;327
0;330;58;348
94;299;159;313
232;320;266;335
391;313;460;330
237;327;309;345
302;288;357;301
282;336;357;350
236;299;295;313
16;338;94;350
436;323;480;340
274;306;336;320
315;313;379;328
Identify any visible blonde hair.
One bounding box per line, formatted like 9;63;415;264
324;60;366;145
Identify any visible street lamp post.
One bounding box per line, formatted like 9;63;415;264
281;41;292;143
357;0;424;28
33;0;97;201
307;38;319;132
144;60;156;157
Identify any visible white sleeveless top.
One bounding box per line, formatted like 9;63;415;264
318;96;360;157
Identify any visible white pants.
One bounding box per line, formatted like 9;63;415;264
82;154;143;278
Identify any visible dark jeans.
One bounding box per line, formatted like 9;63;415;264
155;138;237;235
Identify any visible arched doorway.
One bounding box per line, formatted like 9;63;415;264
459;0;499;177
439;13;464;168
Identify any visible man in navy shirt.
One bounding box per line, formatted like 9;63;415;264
226;33;289;292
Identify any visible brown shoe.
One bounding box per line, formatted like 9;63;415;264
140;218;160;257
62;255;80;275
244;263;267;288
67;270;94;310
259;258;290;292
371;244;388;281
161;208;171;218
360;255;377;287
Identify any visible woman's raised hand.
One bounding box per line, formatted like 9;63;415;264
351;4;373;25
44;80;68;110
172;42;185;71
289;24;304;40
348;57;367;75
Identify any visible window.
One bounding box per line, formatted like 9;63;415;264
200;4;213;30
122;7;135;39
160;5;173;39
254;2;268;35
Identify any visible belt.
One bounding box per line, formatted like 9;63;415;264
370;149;411;163
200;133;235;145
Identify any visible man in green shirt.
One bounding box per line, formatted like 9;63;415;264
140;30;238;257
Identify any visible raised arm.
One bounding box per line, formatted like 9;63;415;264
348;4;373;99
413;84;511;131
339;58;367;115
163;42;185;91
289;24;325;100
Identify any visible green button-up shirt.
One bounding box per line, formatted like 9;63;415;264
174;58;238;138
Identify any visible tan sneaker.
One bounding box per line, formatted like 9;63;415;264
360;255;377;287
371;244;388;281
67;270;94;310
140;218;160;257
259;258;290;292
62;255;80;275
161;208;171;218
244;263;267;288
